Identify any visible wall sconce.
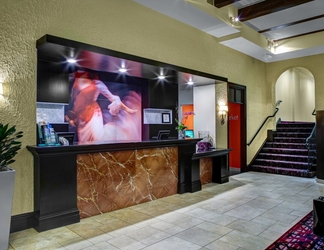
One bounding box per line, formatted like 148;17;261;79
219;105;228;125
0;83;3;95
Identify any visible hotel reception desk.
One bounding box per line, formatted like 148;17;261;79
27;139;231;232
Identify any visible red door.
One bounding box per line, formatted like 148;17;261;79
229;102;243;169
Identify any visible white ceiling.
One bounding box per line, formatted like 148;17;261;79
133;0;324;63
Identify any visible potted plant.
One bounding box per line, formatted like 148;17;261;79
175;118;188;139
0;123;23;249
175;111;194;139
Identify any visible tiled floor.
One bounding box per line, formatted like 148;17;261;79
9;172;324;250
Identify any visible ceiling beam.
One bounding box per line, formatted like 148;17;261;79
259;14;324;34
213;0;240;8
238;0;314;22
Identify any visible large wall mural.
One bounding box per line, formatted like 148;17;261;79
65;69;142;142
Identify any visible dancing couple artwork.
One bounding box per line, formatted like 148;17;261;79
65;69;142;142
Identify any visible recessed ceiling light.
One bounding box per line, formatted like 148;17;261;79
118;67;127;73
67;58;77;63
158;75;165;80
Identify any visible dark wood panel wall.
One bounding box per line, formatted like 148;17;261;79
316;110;324;180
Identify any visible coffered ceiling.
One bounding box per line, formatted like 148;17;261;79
133;0;324;63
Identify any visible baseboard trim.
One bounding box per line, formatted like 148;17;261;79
34;209;80;232
10;212;34;233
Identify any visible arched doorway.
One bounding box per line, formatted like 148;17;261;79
276;67;315;122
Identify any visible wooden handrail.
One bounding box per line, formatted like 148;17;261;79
247;108;279;146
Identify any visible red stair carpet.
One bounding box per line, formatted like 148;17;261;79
250;121;316;178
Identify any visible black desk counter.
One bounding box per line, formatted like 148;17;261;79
193;148;232;159
194;148;232;183
27;140;231;232
27;139;200;232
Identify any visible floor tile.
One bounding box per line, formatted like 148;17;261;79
218;230;272;250
205;239;240;250
175;226;222;246
142;236;201;250
224;204;267;221
226;219;269;236
9;172;320;250
107;235;147;249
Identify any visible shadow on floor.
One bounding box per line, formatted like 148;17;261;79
230;167;241;176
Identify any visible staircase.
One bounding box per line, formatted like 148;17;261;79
250;121;316;178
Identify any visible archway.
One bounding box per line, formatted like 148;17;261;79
276;67;315;122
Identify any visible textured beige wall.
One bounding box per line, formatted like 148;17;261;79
1;0;323;216
215;82;228;148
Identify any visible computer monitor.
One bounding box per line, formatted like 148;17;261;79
56;132;75;145
157;130;170;140
185;130;194;138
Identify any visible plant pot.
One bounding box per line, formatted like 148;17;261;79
178;130;186;139
0;168;15;250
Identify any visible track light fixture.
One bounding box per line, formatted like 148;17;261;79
230;16;240;26
267;39;278;50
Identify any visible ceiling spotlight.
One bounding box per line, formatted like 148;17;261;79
158;68;166;80
267;39;278;50
231;16;239;23
231;16;240;26
118;67;127;73
187;76;194;85
67;58;77;64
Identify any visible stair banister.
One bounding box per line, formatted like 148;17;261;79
247;100;282;146
307;108;316;149
306;124;316;149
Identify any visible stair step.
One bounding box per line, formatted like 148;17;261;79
277;122;315;128
275;132;311;138
253;159;309;169
258;153;309;162
250;121;316;179
265;142;307;149
250;165;316;178
276;127;313;132
261;147;308;155
273;137;306;143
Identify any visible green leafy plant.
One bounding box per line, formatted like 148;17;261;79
175;118;188;131
0;123;23;171
175;111;195;131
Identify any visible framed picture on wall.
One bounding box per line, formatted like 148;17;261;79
162;113;170;123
